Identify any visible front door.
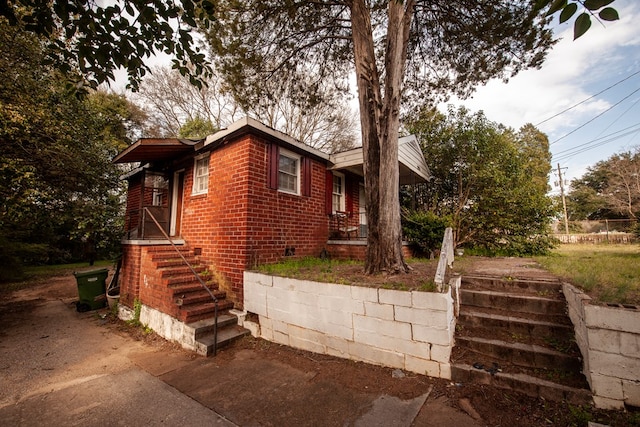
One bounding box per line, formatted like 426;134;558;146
170;170;185;237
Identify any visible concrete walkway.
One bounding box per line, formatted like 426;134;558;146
0;278;480;426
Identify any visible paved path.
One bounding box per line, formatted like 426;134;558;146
0;276;480;426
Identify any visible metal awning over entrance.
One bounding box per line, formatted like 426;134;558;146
113;138;201;164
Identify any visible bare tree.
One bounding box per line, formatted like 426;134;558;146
134;66;242;137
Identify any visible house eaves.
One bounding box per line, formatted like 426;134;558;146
203;117;330;163
112;138;200;164
329;135;431;185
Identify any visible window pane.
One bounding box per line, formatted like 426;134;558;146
332;174;344;212
278;153;298;193
279;172;296;192
194;157;209;193
279;155;297;174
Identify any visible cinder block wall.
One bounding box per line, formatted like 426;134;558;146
564;283;640;409
243;272;456;379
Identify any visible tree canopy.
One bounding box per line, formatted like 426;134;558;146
204;1;558;273
0;0;215;90
405;106;555;255
0;21;145;279
566;148;640;220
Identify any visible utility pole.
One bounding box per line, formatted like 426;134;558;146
557;163;570;235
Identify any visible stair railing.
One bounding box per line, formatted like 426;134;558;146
143;207;219;356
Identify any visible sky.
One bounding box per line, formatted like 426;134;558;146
113;1;639;194
444;0;640;194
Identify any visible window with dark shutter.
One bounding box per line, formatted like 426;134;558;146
302;157;312;197
267;143;279;190
325;170;333;215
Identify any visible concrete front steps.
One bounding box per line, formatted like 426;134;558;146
451;275;592;404
190;313;250;356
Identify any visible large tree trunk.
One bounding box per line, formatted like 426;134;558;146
350;0;414;274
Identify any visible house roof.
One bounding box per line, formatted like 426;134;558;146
112;118;430;185
112;117;330;165
112;138;200;164
203;117;330;162
329;135;431;185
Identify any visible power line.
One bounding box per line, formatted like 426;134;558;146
553;122;640;156
535;70;640;127
550;87;640;146
552;125;640;162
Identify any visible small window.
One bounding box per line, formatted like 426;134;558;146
278;149;300;194
192;154;209;195
332;172;345;213
144;173;169;207
151;175;168;206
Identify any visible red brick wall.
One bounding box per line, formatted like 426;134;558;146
119;244;142;307
179;134;330;308
118;244;182;317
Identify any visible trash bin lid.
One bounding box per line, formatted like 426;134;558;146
73;268;109;278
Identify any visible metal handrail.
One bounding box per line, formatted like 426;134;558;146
143;207;219;356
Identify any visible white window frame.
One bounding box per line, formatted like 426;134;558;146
192;153;210;195
332;171;345;213
278;149;301;195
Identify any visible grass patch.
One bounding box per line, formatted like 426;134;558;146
535;244;640;305
254;257;439;291
256;257;361;285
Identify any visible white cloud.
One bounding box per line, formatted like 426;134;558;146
442;0;640;138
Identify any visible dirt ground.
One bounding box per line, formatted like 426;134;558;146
1;259;638;426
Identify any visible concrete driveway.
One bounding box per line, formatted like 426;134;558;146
0;274;480;426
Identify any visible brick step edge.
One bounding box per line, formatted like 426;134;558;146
195;325;250;356
455;336;582;372
180;301;235;323
175;291;227;307
165;274;216;286
159;265;208;277
460;289;568;315
462;275;563;294
169;282;220;295
457;310;574;337
451;363;592;405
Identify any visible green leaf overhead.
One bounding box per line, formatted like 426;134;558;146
559;3;578;23
584;0;615;10
0;0;216;91
546;0;568;16
574;12;592;39
599;7;620;21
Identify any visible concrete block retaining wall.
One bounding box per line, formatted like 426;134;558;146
563;283;640;410
242;272;459;379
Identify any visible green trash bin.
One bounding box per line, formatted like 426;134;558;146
73;268;108;311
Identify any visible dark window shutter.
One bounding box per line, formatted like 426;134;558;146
302;157;312;197
346;176;354;214
325;170;333;215
267;144;279;190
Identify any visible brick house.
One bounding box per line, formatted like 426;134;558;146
113;117;429;351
